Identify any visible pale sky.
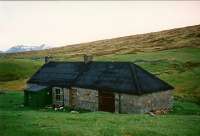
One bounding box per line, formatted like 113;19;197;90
0;1;200;51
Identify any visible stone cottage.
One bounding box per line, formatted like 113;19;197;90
24;57;174;113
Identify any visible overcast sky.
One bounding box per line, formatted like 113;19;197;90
0;1;200;51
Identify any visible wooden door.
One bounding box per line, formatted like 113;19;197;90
99;91;115;112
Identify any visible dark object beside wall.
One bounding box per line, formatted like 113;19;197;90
24;88;52;107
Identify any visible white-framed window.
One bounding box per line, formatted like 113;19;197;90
53;87;64;105
56;88;63;101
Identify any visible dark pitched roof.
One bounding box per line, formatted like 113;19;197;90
28;61;174;95
27;62;85;87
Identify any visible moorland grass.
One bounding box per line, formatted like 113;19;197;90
2;25;200;59
0;91;200;136
0;47;200;102
0;59;42;82
0;59;42;90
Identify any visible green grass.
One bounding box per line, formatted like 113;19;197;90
96;47;200;62
0;59;42;90
0;59;42;82
0;91;200;136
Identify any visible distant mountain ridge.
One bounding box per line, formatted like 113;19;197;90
6;44;51;53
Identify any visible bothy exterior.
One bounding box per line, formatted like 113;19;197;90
24;58;174;113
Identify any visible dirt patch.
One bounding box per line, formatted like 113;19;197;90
184;61;200;69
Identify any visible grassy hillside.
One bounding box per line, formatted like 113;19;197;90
0;91;200;136
0;59;42;82
1;47;199;103
0;24;199;101
0;59;42;90
1;24;200;59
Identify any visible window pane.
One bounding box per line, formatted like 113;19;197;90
56;95;60;100
56;89;60;94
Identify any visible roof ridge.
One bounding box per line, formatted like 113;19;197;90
71;63;92;86
48;61;134;64
128;63;142;94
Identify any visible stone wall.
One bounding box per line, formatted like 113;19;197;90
72;87;98;111
51;87;98;111
51;86;172;114
116;90;173;113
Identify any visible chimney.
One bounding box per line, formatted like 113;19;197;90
44;56;52;64
83;55;93;64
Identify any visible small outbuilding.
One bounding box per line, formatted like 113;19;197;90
24;57;174;113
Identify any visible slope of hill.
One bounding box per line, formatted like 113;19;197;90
0;47;200;103
0;59;42;90
2;24;200;59
0;59;42;82
0;24;200;103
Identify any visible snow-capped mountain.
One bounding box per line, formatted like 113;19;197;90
6;44;51;53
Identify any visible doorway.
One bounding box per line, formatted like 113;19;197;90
99;91;115;112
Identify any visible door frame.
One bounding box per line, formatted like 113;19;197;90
98;91;115;112
69;88;78;108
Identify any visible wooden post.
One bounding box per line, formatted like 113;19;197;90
119;94;121;113
83;55;93;64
